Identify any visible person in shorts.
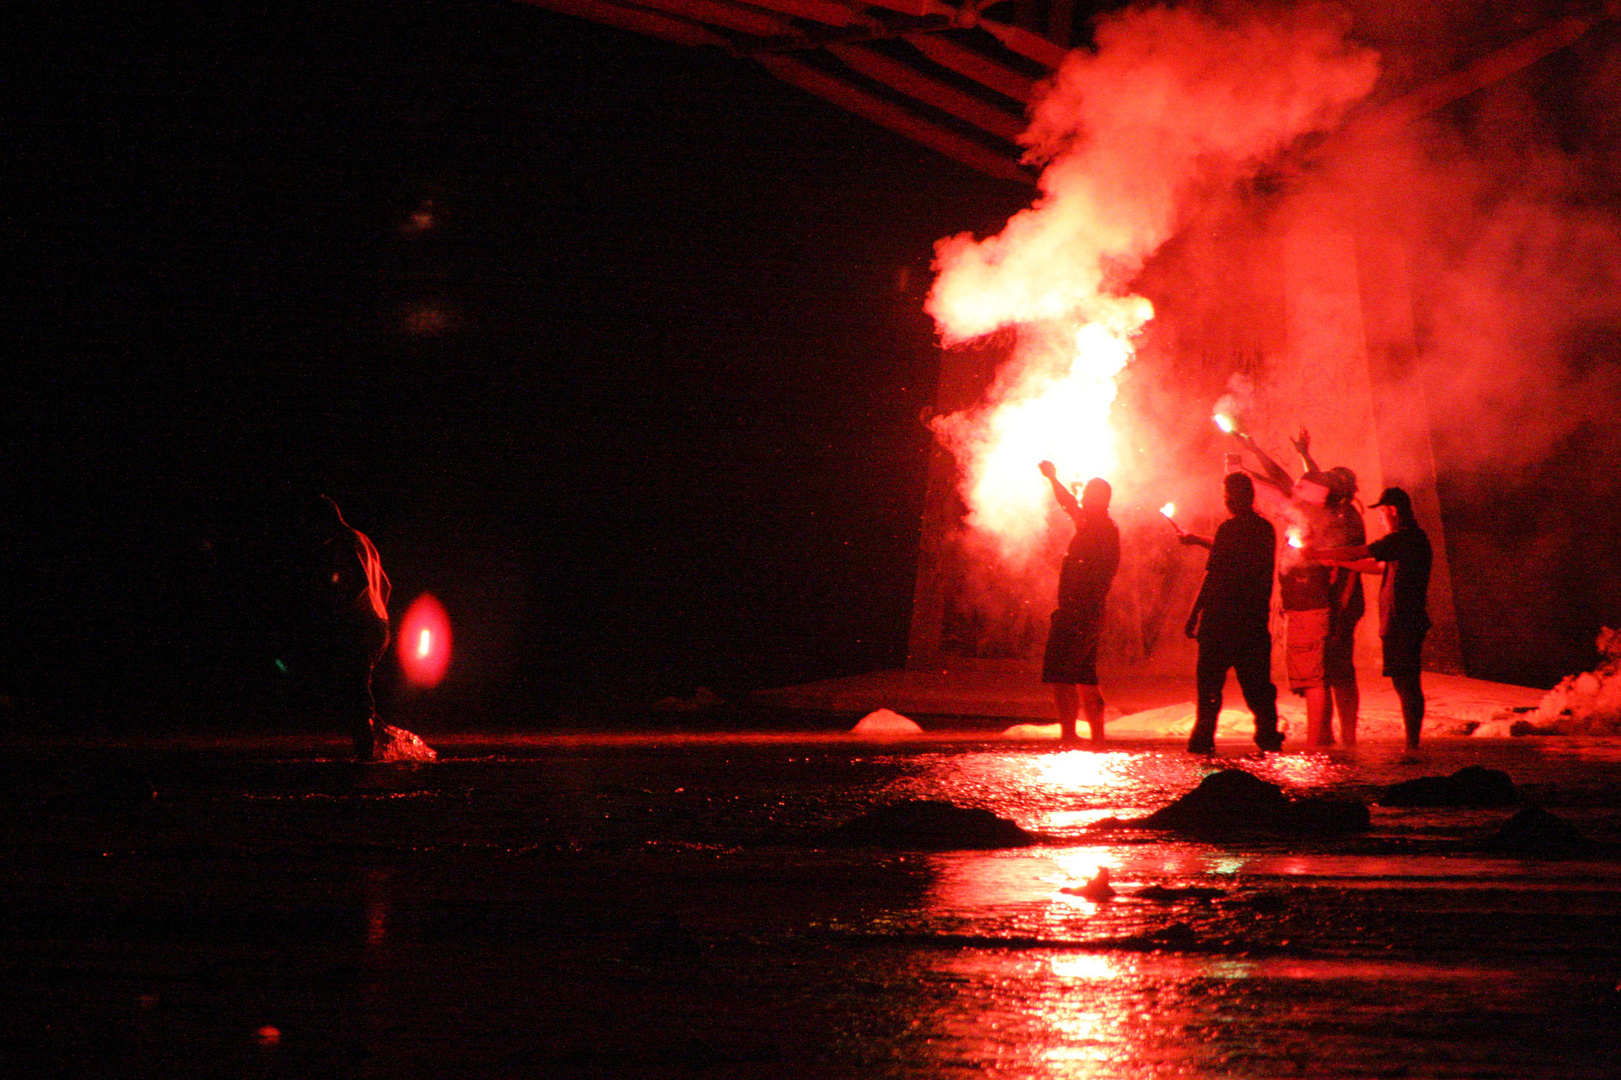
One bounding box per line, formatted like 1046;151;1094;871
1320;466;1366;744
1038;462;1120;743
1305;486;1432;749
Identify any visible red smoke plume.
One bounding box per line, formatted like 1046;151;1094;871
927;2;1379;571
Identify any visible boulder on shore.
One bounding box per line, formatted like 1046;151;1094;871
827;799;1036;850
851;708;924;737
1379;765;1518;807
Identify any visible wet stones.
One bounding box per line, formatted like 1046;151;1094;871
1473;805;1603;857
1379;765;1518;807
828;799;1036;849
1129;768;1370;836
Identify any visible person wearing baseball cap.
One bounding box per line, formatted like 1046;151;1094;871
1303;486;1433;749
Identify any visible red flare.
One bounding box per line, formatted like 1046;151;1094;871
397;593;451;688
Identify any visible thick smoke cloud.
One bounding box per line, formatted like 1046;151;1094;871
923;1;1380;641
928;1;1379;344
925;1;1621;678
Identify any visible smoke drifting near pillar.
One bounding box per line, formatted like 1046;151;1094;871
926;1;1621;679
924;1;1379;615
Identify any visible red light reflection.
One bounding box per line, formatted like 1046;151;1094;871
397;592;451;688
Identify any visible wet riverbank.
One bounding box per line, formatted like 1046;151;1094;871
3;733;1619;1078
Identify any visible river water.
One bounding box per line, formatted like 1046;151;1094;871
4;733;1620;1077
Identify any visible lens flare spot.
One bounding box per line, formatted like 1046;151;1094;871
397;593;451;688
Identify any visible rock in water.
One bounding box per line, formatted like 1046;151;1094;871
828;799;1035;849
1379;765;1518;807
1063;867;1115;901
1139;769;1288;829
1476;805;1598;857
376;725;437;763
1133;769;1368;836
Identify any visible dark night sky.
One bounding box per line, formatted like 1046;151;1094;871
6;0;1030;727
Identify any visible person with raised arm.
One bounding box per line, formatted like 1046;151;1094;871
1037;461;1120;744
1226;427;1338;745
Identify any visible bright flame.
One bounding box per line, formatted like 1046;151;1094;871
1287;528;1304;549
929;303;1150;567
923;2;1378;577
397;592;451;688
1213;413;1236;434
1159;502;1176;518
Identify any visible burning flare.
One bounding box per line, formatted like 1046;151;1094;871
925;3;1378;571
397;592;452;688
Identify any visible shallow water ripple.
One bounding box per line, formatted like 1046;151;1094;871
3;735;1621;1077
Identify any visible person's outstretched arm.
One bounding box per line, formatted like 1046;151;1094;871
1234;432;1295;492
1303;543;1380;575
1292;427;1321;475
1038;460;1079;515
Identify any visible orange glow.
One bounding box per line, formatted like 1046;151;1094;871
924;0;1377;601
397;592;451;688
928;303;1151;568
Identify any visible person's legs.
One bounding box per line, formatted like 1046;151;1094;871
1078;684;1106;743
1191;643;1226;753
1382;627;1427;750
1233;639;1282;750
1391;671;1424;749
1304;685;1333;746
350;626;389;761
1324;617;1360;746
1052;683;1080;743
1331;680;1360;746
1287;609;1331;745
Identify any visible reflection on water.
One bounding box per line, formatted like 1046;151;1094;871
4;734;1621;1078
877;747;1358;839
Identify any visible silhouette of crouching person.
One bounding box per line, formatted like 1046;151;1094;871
302;495;392;760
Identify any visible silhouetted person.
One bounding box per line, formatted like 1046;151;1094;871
1294;433;1368;744
1038;464;1120;743
302;495;391;760
1179;472;1282;754
1305;486;1432;749
1232;428;1337;744
1320;464;1366;744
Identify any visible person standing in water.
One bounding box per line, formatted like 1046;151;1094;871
1229;428;1338;745
1038;462;1120;744
302;494;392;761
1305;486;1432;749
1179;471;1283;754
1320;464;1367;745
